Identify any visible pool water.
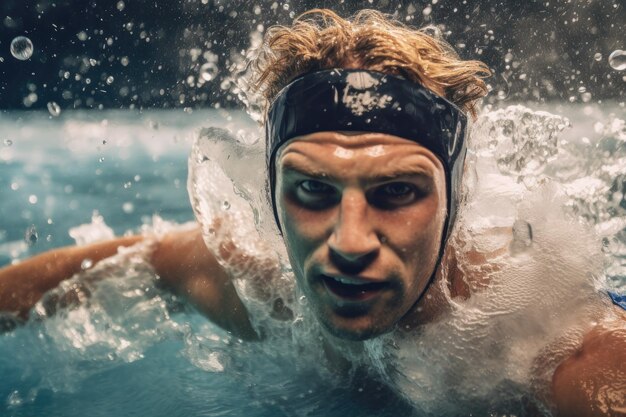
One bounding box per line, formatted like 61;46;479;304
0;105;624;416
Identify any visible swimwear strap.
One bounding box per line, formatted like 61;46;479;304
608;291;626;311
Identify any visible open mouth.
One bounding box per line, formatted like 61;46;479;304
321;275;389;302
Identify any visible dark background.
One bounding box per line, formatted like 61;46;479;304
0;0;624;111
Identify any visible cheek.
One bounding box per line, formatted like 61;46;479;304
278;194;330;271
382;200;445;275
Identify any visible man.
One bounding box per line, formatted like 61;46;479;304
0;9;624;416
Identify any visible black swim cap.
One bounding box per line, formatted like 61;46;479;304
266;68;468;250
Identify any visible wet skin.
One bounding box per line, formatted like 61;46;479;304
275;131;448;340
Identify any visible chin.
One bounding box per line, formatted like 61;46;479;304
318;313;395;341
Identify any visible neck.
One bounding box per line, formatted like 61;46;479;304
397;246;462;332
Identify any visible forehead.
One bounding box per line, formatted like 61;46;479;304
276;131;444;178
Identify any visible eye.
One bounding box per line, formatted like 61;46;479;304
293;179;338;209
382;183;412;197
370;182;424;209
300;180;332;194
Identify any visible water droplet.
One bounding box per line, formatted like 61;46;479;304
298;295;307;305
593;52;602;61
89;58;97;66
122;202;134;213
3;139;13;146
47;101;61;117
24;225;38;246
28;195;38;204
283;3;289;10
510;220;533;255
200;62;218;82
222;200;231;210
81;258;93;270
10;36;33;60
116;0;125;11
98;157;105;163
6;390;23;407
106;75;114;85
608;50;626;71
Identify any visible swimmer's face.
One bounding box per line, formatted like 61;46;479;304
275;132;447;340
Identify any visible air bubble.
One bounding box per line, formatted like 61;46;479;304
3;139;12;146
593;52;602;61
200;62;218;82
106;76;114;84
47;101;61;117
122;202;134;213
608;50;626;71
81;258;93;270
10;36;33;60
222;200;231;210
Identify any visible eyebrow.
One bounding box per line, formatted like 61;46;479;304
280;159;434;184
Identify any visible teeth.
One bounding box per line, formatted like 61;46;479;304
333;276;367;286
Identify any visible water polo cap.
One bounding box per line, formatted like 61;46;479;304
266;68;468;253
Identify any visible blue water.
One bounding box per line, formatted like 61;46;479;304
1;106;624;416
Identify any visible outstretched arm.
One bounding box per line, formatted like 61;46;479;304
0;227;259;339
0;235;143;319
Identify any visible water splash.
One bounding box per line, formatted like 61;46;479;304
23;225;38;246
68;211;115;246
186;127;294;334
382;105;614;414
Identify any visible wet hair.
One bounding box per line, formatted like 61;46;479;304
250;9;491;119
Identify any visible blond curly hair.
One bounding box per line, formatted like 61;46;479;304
250;9;491;119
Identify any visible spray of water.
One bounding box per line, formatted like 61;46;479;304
183;104;624;414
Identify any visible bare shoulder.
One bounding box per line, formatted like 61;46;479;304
151;227;216;282
552;310;626;417
151;227;261;339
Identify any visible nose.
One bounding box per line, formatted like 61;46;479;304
327;189;381;271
